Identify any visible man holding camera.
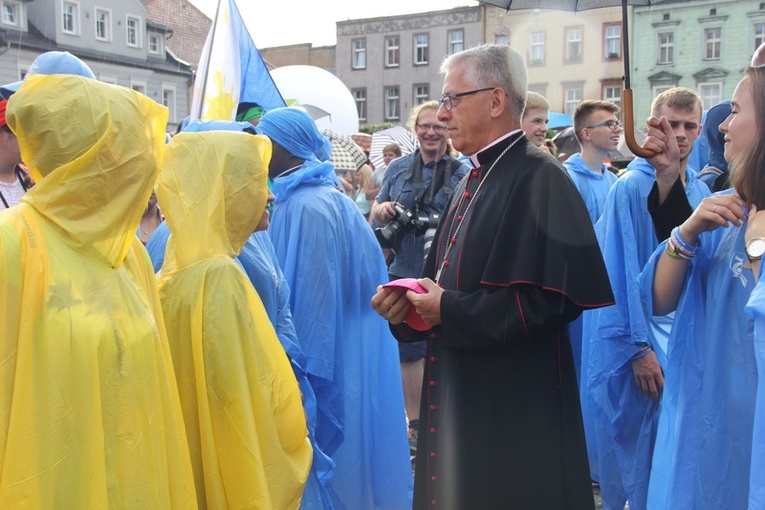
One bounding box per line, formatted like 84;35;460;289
371;100;469;456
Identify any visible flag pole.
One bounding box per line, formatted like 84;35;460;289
196;0;223;117
228;0;286;107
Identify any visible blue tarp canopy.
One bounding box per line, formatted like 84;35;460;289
548;111;574;129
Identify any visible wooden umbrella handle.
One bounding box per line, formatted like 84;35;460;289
622;88;657;159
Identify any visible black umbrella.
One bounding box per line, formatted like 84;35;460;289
479;0;666;158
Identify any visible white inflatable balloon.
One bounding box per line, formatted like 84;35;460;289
270;65;360;135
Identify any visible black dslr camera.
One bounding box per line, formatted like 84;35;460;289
374;199;441;250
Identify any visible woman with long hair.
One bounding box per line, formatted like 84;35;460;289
639;66;764;509
353;163;373;221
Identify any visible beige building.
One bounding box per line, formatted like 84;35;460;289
484;6;627;117
335;6;483;126
259;43;335;73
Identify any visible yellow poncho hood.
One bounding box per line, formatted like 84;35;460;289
156;131;270;268
7;74;167;267
156;131;311;509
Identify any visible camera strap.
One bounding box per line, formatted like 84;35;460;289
404;150;462;208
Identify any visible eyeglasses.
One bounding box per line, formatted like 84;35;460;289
586;120;623;131
416;123;448;133
438;87;495;111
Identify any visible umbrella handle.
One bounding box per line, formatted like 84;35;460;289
622;89;657;159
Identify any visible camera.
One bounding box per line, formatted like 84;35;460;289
374;203;441;250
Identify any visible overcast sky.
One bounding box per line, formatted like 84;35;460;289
187;0;480;49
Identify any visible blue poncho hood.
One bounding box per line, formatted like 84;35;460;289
256;107;332;162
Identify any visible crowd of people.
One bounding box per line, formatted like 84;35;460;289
1;38;765;510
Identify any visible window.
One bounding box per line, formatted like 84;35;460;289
565;27;582;63
704;27;721;61
62;1;79;35
448;30;464;54
95;8;110;41
756;23;765;52
162;87;176;123
529;32;545;65
131;81;146;95
603;83;622;113
494;35;509;45
414;34;428;65
353;88;366;122
658;32;674;64
652;84;675;98
352;39;366;70
563;86;582;117
385;36;399;68
604;23;621;59
99;75;117;85
149;34;160;54
2;1;20;27
385;86;400;121
126;15;141;47
414;84;429;105
698;82;722;110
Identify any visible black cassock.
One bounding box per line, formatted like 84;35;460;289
395;133;614;510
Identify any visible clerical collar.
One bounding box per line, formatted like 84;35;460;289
468;129;523;168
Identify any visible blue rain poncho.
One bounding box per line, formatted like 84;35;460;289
0;75;196;508
582;157;709;509
563;153;619;225
745;275;765;510
563;153;619;387
260;108;411;509
640;202;756;509
156;131;312;509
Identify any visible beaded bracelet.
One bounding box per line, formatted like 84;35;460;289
631;346;652;361
671;226;699;256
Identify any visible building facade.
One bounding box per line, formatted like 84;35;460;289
632;0;765;119
259;43;335;73
484;5;626;118
0;0;193;132
335;6;483;126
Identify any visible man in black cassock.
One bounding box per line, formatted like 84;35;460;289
371;44;614;510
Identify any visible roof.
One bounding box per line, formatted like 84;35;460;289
0;23;193;78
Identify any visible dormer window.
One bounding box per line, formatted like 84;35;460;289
2;1;20;27
62;1;79;35
149;34;161;54
126;15;141;48
95;8;111;41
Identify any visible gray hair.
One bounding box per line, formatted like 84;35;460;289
441;44;528;119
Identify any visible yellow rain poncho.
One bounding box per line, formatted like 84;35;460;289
0;75;196;508
156;131;312;510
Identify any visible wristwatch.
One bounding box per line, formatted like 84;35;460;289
746;237;765;263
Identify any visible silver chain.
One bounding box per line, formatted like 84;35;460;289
435;134;524;284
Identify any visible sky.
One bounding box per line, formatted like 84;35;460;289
187;0;480;49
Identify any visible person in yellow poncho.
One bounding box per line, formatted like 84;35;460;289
0;75;196;508
156;131;312;510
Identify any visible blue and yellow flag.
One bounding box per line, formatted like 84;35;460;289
190;0;285;121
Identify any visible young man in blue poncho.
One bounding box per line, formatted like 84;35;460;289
256;107;411;510
581;87;710;510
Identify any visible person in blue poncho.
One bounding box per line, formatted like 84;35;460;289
562;99;620;386
256;107;411;510
696;100;731;193
581;87;710;510
562;98;620;487
639;66;761;509
146;119;335;510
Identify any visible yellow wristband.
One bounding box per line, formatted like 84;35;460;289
665;241;686;260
